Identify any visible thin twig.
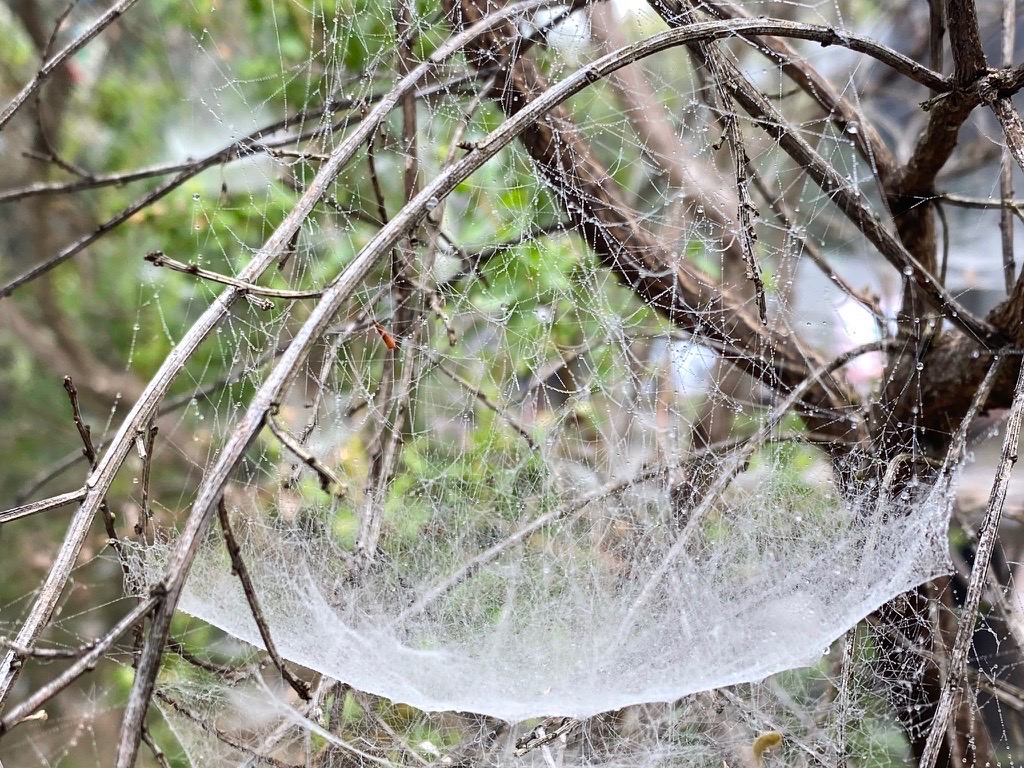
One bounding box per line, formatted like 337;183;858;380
137;424;158;540
356;71;423;563
0;71;490;206
1000;0;1017;291
975;669;1024;714
265;405;348;497
429;354;539;450
514;717;580;756
940;349;1006;477
704;42;766;323
145;251;322;301
141;727;171;768
935;198;951;286
14;343;282;507
351;690;432;766
983;92;1024;184
12;448;91;506
719;688;825;767
937;192;1024;212
290;286;395;463
355;319;421;566
1001;150;1017;291
293;333;350;454
167;636;256;679
427;290;457;345
0;598;156;736
650;12;1003;347
63;376;97;464
1;111;364;300
63;377;118;542
918;355;1024;768
23;145;92;179
956;515;1024;667
3;0;511;718
834;630;856;768
154;691;301;768
0;487;86;525
365;133;391;226
0;0;144;131
704;0;899;188
0;632;119;660
452;221;569;268
749;169;885;322
216;499;311;701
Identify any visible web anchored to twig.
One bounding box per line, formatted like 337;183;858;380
6;1;1024;767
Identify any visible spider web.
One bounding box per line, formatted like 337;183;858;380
3;0;1024;767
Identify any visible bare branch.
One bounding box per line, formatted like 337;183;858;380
154;691;301;768
265;405;348;497
985;93;1024;180
0;0;144;131
144;251;324;301
216;499;311;701
946;0;987;86
0;597;156;736
645;12;1001;347
1;5;439;713
0;487;86;525
428;353;539;450
67;15;992;765
996;0;1020;293
63;376;119;544
704;0;899;187
919;353;1024;768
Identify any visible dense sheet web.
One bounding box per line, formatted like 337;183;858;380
144;450;956;722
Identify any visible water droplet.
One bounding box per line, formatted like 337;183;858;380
916;361;924;371
426;196;439;210
846;123;859;135
903;265;913;276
